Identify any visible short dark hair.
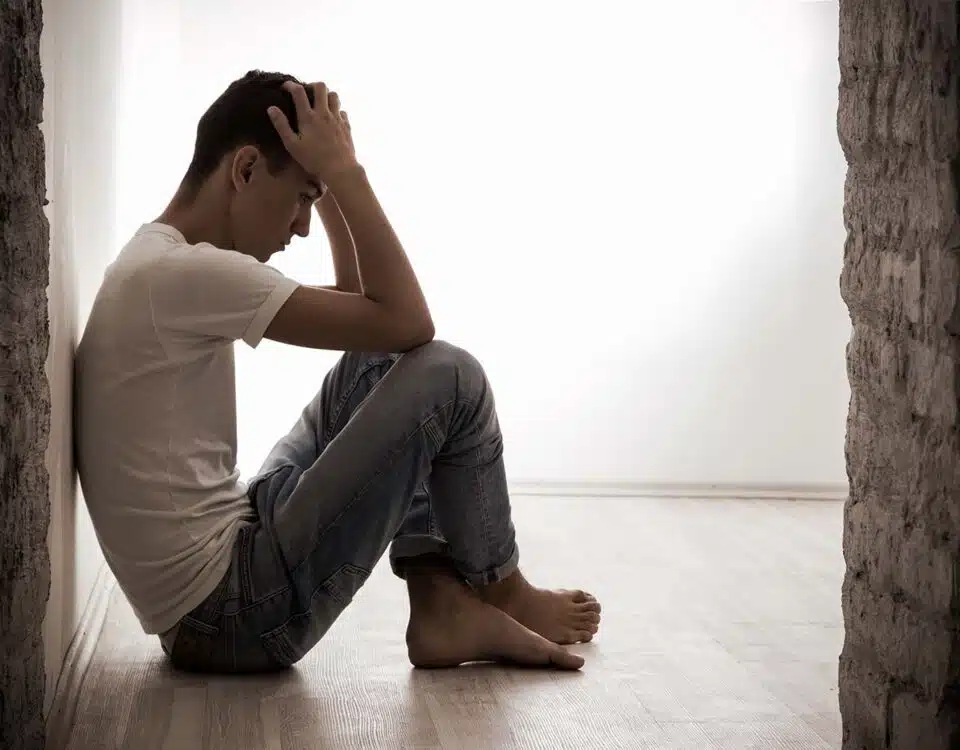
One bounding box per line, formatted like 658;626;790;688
182;70;316;190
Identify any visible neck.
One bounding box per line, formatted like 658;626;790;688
156;179;234;250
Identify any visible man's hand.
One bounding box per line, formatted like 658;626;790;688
268;81;359;184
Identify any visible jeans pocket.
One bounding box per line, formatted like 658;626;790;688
259;563;370;667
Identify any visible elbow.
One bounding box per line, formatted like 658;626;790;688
411;303;435;345
421;316;436;343
397;316;435;352
411;318;436;349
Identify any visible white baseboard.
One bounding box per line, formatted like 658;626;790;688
46;562;116;750
508;479;848;501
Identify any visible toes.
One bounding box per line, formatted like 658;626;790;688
549;646;585;670
576;601;602;615
564;590;601;615
559;624;597;645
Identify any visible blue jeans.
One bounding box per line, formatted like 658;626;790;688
167;340;520;673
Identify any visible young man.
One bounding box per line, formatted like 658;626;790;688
75;70;601;674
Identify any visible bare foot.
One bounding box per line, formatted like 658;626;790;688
404;559;584;670
478;570;602;645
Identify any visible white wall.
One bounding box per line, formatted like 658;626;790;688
41;0;120;715
116;0;850;489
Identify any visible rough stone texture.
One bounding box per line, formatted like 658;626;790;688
839;1;960;748
0;1;51;750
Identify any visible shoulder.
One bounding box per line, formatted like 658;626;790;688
128;224;260;270
122;224;292;303
149;239;278;290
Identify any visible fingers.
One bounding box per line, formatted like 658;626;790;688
282;80;315;123
296;80;330;118
280;79;344;122
269;80;353;171
266;105;297;145
327;90;340;115
312;82;330;116
327;91;350;132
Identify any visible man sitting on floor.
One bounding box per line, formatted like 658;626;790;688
75;70;601;673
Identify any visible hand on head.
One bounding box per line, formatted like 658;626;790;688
268;81;359;185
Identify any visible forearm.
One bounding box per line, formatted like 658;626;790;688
315;194;362;294
325;166;432;330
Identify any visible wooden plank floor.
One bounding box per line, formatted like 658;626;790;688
62;496;844;749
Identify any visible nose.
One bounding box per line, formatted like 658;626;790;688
292;204;312;239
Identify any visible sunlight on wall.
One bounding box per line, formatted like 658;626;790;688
115;0;850;486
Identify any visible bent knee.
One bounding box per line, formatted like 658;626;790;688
408;339;481;371
402;340;488;394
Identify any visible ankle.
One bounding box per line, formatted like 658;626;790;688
405;556;468;603
477;569;527;606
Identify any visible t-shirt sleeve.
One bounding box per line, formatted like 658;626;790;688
149;242;300;348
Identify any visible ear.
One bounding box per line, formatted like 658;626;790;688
230;146;261;191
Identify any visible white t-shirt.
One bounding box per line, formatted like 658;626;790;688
75;223;300;635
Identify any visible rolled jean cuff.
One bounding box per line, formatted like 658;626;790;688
389;534;520;587
389;534;450;579
459;543;520;587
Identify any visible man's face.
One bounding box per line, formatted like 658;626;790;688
228;148;322;262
